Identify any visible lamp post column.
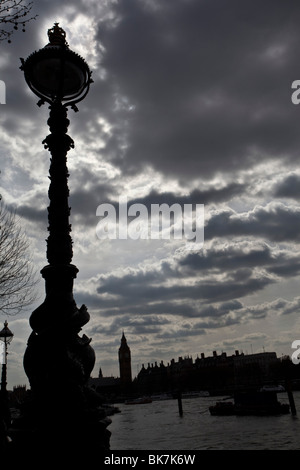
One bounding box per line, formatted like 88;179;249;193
19;24;111;452
0;344;7;395
44;102;74;267
24;99;93;396
0;321;13;444
0;321;13;396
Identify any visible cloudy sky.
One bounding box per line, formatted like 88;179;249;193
1;0;300;388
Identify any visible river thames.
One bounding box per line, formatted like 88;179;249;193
108;392;300;450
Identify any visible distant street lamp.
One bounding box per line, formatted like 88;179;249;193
0;321;13;395
0;321;13;446
19;24;110;451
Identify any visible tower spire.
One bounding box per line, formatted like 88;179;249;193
118;332;132;386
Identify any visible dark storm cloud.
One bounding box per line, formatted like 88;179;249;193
273;173;300;201
268;262;300;278
15;178;245;230
96;0;300;180
90;314;171;337
15;203;47;227
5;0;300;183
281;297;300;316
88;295;300;348
156;326;206;340
69;178;117;226
180;244;300;279
180;244;275;272
127;183;247;208
77;236;300;328
7;0;300;203
206;203;300;242
93;255;274;315
13;169;116;227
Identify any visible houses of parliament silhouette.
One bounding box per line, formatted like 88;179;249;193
89;333;299;399
89;332;133;396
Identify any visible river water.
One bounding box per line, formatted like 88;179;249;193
108;392;300;450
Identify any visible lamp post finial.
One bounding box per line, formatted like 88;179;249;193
47;22;68;46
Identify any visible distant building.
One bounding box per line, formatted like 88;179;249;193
88;333;133;398
8;385;28;407
233;351;278;387
91;340;282;399
137;350;281;394
118;332;132;385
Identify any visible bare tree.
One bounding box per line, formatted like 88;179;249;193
0;201;37;315
0;0;37;43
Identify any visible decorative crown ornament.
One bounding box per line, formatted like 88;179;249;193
47;23;68;47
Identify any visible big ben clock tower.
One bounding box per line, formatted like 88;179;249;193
118;332;132;385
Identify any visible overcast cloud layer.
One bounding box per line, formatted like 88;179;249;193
1;0;300;386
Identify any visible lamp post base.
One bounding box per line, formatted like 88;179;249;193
8;263;112;453
8;394;112;453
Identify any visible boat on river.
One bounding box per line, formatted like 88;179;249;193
209;390;290;416
151;393;172;401
209;401;236;416
259;384;285;393
182;390;209;398
125;397;152;405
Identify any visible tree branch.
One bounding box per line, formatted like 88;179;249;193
0;201;38;315
0;0;37;43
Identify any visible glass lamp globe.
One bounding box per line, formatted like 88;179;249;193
20;23;92;107
0;321;14;345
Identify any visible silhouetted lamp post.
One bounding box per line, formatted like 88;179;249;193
0;321;13;396
19;24;110;451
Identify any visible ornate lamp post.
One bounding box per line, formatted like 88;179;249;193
0;321;13;443
0;321;13;396
19;24;110;451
